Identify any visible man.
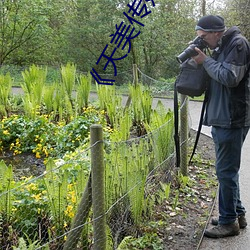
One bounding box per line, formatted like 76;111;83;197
192;15;250;238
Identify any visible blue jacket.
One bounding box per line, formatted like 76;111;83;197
203;26;250;128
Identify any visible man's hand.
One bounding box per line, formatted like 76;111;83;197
192;47;207;64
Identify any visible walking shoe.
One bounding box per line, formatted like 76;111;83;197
204;222;240;238
211;214;247;229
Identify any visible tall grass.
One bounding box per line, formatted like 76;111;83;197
0;73;12;116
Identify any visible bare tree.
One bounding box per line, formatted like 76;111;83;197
0;0;49;65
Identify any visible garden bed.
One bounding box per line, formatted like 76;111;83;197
0;130;217;250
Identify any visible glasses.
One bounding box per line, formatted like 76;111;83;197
198;32;214;40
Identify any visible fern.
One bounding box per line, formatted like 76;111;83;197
76;72;92;110
0;160;14;221
61;63;76;101
43;159;68;228
21;65;47;118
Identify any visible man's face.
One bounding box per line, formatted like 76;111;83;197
196;30;221;49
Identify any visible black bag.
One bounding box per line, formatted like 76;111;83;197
175;58;208;97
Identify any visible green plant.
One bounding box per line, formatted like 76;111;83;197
157;182;171;204
60;62;76;102
0;107;103;158
0;73;12;117
43;159;69;220
43;84;56;114
105;136;153;232
12;176;49;241
117;233;163;250
172;190;180;210
21;65;47;118
129;83;153;126
13;233;49;250
76;72;92;110
0;161;15;222
96;84;123;128
178;173;191;189
145;100;174;163
110;109;132;141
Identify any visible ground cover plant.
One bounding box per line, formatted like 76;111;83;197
0;65;217;249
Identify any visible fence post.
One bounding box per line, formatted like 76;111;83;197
91;124;106;250
125;64;138;109
133;64;138;86
180;94;188;176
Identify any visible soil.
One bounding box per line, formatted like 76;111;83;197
0;152;45;180
158;130;217;250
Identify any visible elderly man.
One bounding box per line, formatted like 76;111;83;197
192;15;250;238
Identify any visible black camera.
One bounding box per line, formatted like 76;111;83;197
176;36;208;64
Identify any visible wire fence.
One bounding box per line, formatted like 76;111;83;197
0;66;191;249
0;118;189;249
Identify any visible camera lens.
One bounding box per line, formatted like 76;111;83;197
176;44;198;63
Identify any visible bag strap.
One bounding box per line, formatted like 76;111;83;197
188;91;208;164
174;80;180;168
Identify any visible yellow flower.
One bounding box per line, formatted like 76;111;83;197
12;207;17;212
10;143;14;150
100;110;106;115
26;183;37;191
32;193;42;201
3;130;9;135
65;205;74;218
36;152;41;159
71;195;76;204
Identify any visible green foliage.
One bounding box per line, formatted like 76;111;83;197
61;63;76;101
0;0;52;65
12;176;48;240
110;109;132;141
0;161;14;222
21;65;47;118
0;109;101;158
96;84;123;128
76;72;92;110
105;136;153;227
0;73;12;116
117;233;163;250
0;70;179;248
43;159;69;230
129;84;153;125
0;0;228;79
13;235;47;250
43;85;56;113
158;182;171;203
145;100;175;163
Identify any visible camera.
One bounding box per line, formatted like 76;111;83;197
176;36;208;64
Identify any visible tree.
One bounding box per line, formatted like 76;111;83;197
0;0;52;65
220;0;250;39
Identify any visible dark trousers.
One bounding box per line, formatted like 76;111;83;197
211;126;249;225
